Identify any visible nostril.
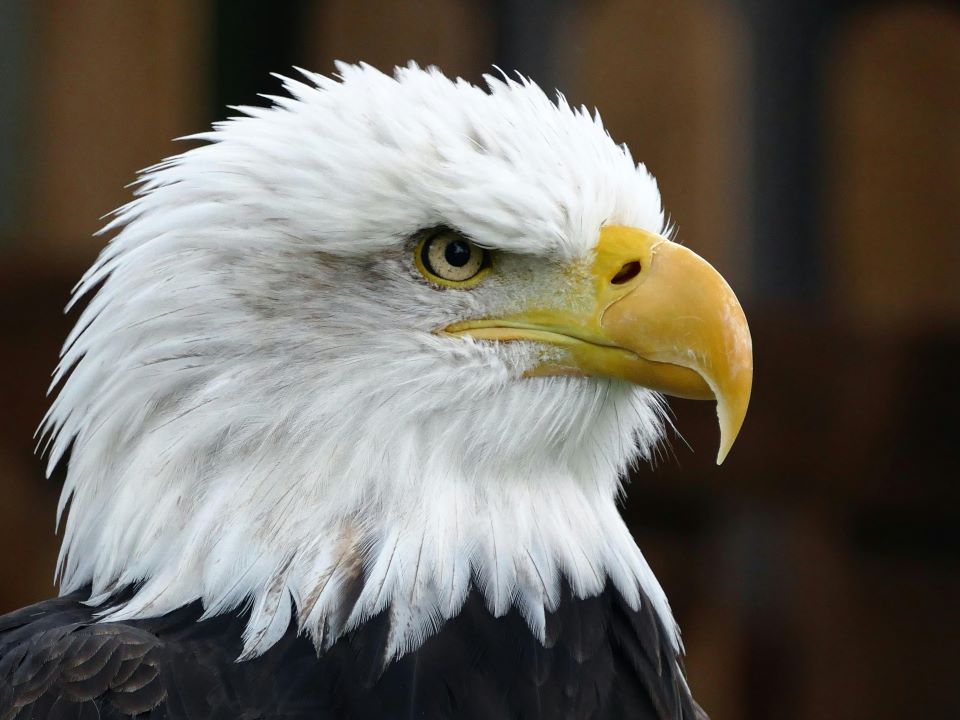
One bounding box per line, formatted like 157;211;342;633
611;261;641;285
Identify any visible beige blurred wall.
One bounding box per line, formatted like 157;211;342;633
309;0;493;83
827;3;960;334
20;1;210;262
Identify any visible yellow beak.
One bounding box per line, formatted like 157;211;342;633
445;226;753;464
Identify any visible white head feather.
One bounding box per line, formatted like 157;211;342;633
41;62;680;661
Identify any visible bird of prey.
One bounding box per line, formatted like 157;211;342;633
0;63;751;719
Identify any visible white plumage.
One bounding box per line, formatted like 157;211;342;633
40;62;681;662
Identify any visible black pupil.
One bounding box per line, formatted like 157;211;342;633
444;239;472;267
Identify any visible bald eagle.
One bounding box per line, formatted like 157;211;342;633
0;64;751;719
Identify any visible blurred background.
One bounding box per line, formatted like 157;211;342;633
1;1;957;718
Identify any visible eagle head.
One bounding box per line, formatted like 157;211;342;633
41;63;751;660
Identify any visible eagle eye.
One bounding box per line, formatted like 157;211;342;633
415;228;491;287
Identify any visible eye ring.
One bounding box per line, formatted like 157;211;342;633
414;228;491;288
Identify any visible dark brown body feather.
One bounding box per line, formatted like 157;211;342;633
0;583;704;719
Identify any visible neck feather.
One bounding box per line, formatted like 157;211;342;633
95;468;678;661
53;374;677;660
